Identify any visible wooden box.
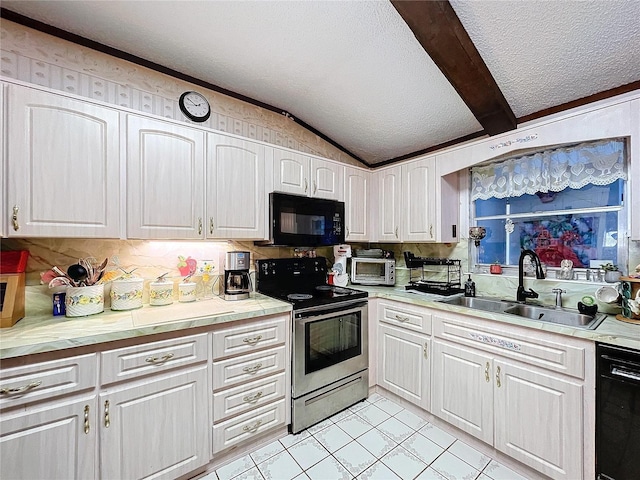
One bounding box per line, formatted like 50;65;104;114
1;273;26;328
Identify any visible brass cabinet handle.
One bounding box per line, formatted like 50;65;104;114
346;227;350;237
304;178;308;193
242;419;262;433
395;227;398;238
243;391;264;404
198;217;203;235
394;314;409;322
485;362;490;383
496;365;501;388
209;217;214;234
430;224;434;238
104;400;110;428
145;353;174;364
84;405;90;434
11;206;19;231
243;335;263;345
243;363;263;374
423;342;428;359
313;180;317;194
0;381;42;395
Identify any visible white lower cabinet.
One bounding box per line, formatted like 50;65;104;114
432;313;591;480
0;395;97;480
377;301;432;410
99;366;209;480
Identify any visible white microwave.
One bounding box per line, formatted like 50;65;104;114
350;258;395;286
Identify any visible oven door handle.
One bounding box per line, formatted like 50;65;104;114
296;304;366;324
611;366;640;382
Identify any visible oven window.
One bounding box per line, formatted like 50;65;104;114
305;312;361;374
355;262;385;278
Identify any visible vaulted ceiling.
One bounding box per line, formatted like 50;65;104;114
2;1;640;166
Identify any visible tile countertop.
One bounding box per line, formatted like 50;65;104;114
363;286;640;350
0;293;292;360
1;286;638;360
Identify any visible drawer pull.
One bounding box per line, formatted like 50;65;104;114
11;205;19;231
198;217;203;235
243;335;263;345
496;365;502;388
394;314;409;322
84;405;90;434
243;419;262;433
104;400;110;428
243;391;264;404
145;353;174;364
210;217;214;234
423;342;428;359
243;363;263;374
485;362;490;383
0;381;42;395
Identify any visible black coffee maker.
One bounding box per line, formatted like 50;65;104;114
224;251;251;300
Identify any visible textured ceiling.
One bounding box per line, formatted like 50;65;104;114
2;1;640;165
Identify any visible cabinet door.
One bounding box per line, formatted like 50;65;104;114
0;396;97;480
273;149;311;196
7;84;120;238
402;157;435;242
207;134;269;239
432;340;493;444
100;366;209;480
310;158;344;200
377;324;430;409
631;98;639;241
494;360;583;480
127;114;205;239
344;166;370;241
375;166;402;242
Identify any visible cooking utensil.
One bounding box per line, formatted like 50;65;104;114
67;264;88;284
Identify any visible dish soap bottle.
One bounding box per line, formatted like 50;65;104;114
464;274;476;297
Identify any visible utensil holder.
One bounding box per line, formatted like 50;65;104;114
65;284;104;317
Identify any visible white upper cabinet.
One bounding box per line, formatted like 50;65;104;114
344;166;371;241
401;157;436;242
126;114;205;239
273;149;344;200
0;83;5;238
207;134;270;240
6;84;120;238
373;165;402;242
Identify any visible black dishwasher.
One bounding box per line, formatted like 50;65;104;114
596;343;640;480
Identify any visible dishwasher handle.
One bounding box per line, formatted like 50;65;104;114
611;366;640;382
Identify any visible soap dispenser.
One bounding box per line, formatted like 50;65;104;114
464;274;476;297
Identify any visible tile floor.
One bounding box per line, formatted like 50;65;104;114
205;393;531;480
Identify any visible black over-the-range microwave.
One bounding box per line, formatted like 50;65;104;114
255;192;345;247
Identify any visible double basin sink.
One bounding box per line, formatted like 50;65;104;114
437;295;607;330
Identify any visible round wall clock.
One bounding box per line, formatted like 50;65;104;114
178;91;211;122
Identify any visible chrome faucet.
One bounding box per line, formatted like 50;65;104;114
552;288;566;308
517;249;546;303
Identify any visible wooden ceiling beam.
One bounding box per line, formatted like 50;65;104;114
391;0;516;136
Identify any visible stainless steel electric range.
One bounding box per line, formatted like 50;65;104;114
256;257;369;434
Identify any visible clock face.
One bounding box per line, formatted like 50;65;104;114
179;91;211;122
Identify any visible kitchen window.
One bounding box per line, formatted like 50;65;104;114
470;138;628;270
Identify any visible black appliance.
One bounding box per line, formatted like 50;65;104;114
596;343;640;480
255;192;345;247
256;257;368;433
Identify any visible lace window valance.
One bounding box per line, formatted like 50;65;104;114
470;139;627;201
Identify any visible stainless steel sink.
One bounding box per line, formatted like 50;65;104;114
437;295;606;330
438;296;516;313
502;304;607;330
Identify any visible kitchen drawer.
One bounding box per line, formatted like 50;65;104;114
213;372;286;423
0;353;97;409
212;398;286;454
100;333;207;385
212;315;288;360
433;313;587;379
379;301;432;334
212;346;286;391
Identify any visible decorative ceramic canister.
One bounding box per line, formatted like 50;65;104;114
149;279;174;306
110;276;144;311
179;282;197;302
65;284;105;317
